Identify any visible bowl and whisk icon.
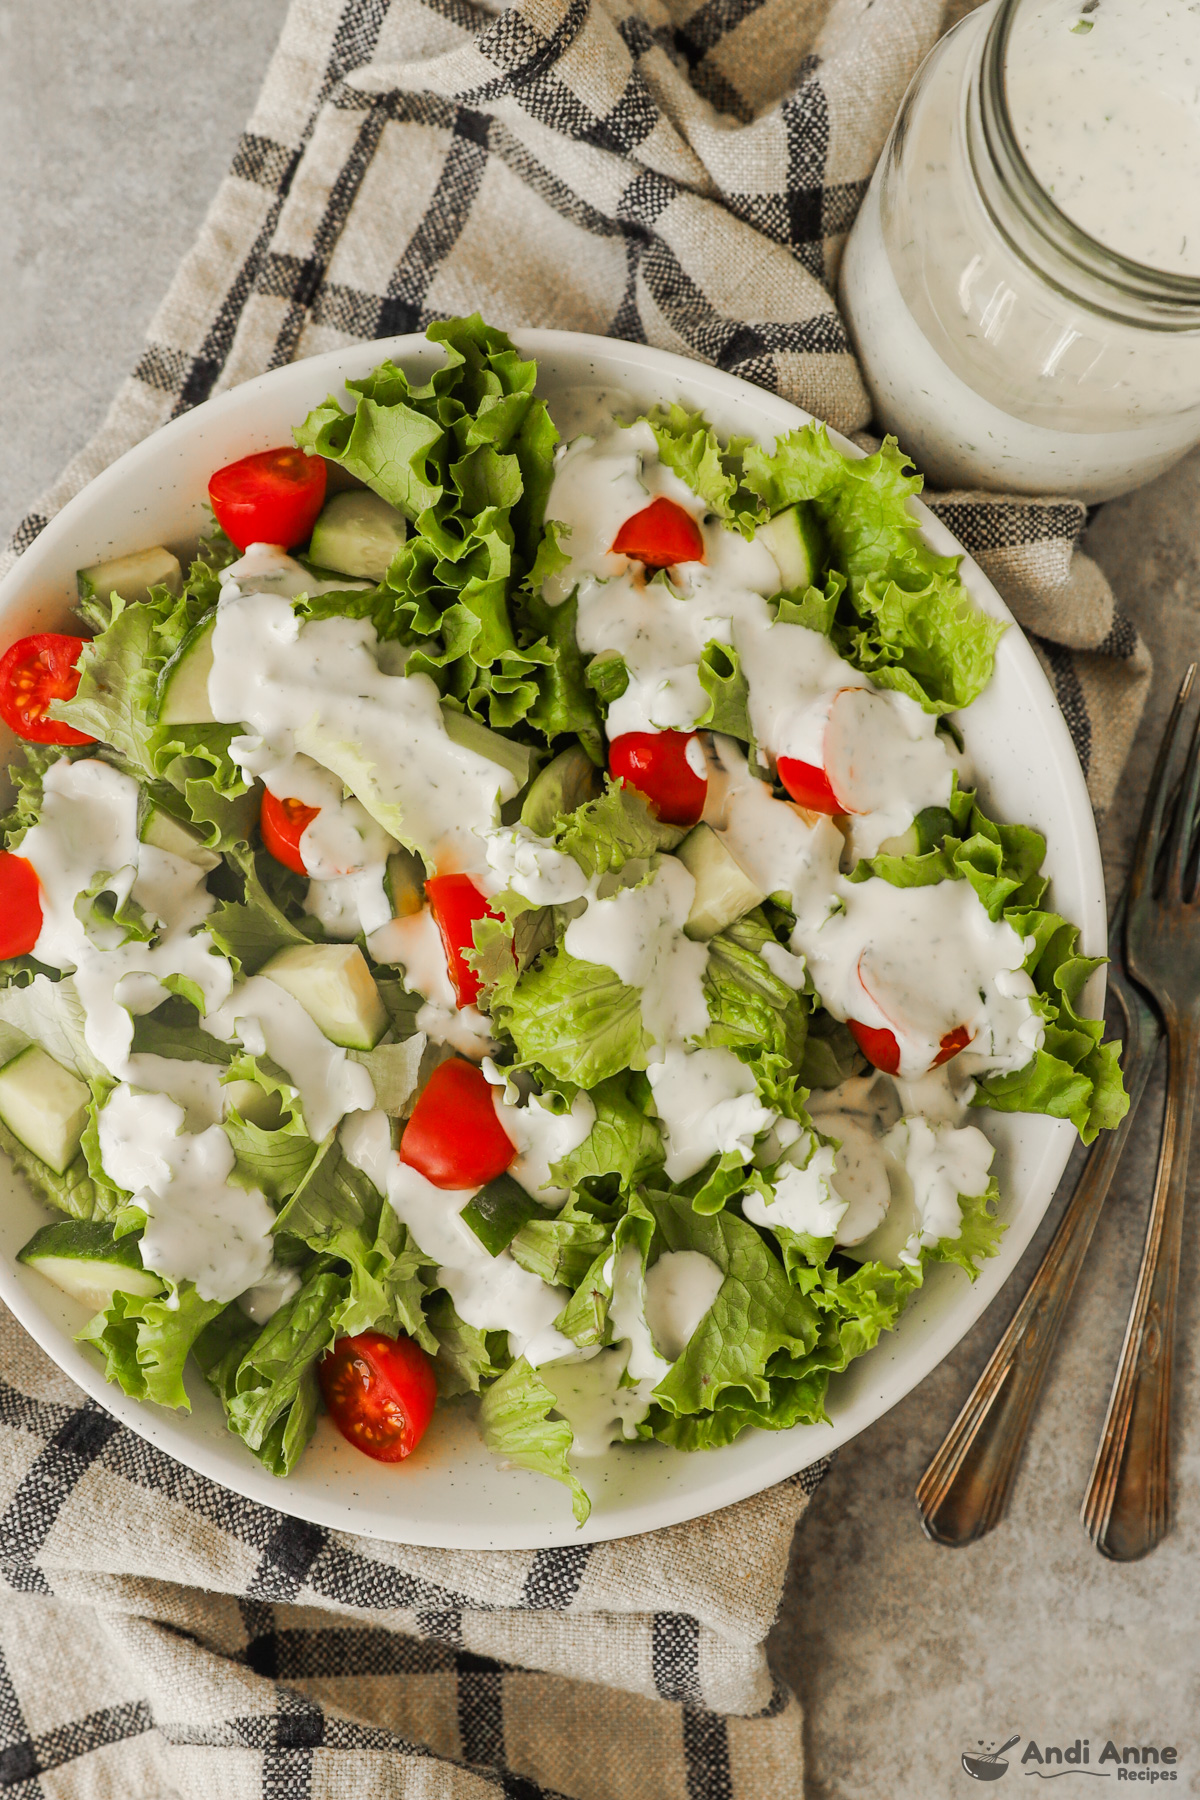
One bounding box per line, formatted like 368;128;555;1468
962;1734;1021;1780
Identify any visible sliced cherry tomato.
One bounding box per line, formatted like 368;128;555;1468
932;1025;973;1068
319;1330;437;1463
609;730;707;828
777;755;840;814
425;873;501;1009
611;496;704;569
0;854;42;959
848;1018;902;1075
400;1057;516;1189
849;1019;973;1076
260;790;320;877
0;634;93;746
208;446;327;552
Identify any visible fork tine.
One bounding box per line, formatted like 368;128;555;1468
1166;699;1200;902
1127;665;1196;908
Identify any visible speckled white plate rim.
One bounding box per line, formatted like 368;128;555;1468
0;329;1106;1548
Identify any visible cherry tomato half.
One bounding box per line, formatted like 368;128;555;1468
425;874;501;1009
0;634;93;746
776;755;840;815
208;446;327;552
399;1057;516;1189
609;730;707;828
0;854;42;959
611;496;704;569
260;790;320;877
319;1330;437;1463
848;1019;973;1077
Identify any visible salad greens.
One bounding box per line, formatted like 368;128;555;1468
0;312;1126;1526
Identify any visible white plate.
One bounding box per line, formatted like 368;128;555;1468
0;331;1106;1548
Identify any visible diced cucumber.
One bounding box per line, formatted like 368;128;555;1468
78;545;182;606
521;744;603;836
221;1079;285;1129
384;847;426;918
0;1046;91;1176
676;825;766;941
308;490;407;582
260;943;388;1050
439;704;539;790
461;1172;544;1257
756;503;825;593
18;1220;163;1313
875;805;958;860
140;803;221;872
157;614;215;726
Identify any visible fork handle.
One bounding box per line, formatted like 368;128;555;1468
1081;1015;1200;1560
915;1016;1155;1547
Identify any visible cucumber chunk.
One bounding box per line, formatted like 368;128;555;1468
521;744;603;836
676;825;766;941
756;504;825;593
140;804;221;872
875;805;958;860
384;847;426;918
18;1220;163;1313
308;490;407;581
439;704;539;790
260;943;388;1050
461;1172;544;1257
78;545;182;606
157;614;216;726
0;1046;91;1175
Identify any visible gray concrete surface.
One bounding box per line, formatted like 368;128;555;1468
1;4;1196;1795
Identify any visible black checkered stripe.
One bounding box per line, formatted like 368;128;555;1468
0;1377;826;1794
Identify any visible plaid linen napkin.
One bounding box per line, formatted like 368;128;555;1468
0;0;1154;1795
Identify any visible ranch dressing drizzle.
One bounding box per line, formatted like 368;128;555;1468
20;758;233;1077
207;589;518;870
646;1045;775;1181
643;1249;724;1361
366;907;496;1059
792;874;1042;1081
203;975;374;1142
562;857;711;1053
1007;0;1200;277
97;1084;274;1301
483;1068;596;1205
701;736;845;930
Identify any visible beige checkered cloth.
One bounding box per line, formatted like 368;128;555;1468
0;0;1153;1795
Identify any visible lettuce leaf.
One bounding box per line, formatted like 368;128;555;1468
638;404;757;531
508;1193;617;1289
78;1283;228;1410
425;1291;510;1398
548;1073;664;1193
294;315;562;737
478;1356;591;1524
493;947;648;1086
701;911;808;1067
272;1135;435;1346
0;1116;101;1222
211;1266;346;1474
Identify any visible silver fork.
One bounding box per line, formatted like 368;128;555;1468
1082;665;1200;1560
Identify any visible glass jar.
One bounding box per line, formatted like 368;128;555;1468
838;0;1200;501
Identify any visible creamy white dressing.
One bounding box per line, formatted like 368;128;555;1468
366;906;496;1059
483;824;591;907
792;874;1042;1081
607;1243;671;1386
701;736;845;928
563;856;710;1053
643;1250;724;1361
238;1262;303;1324
203;974;373;1141
822;689;955;857
646;1044;774;1181
886;1115;995;1268
539;1345;651;1457
743;1140;847;1238
97;1085;274;1302
21;759;233;1077
208;589;517;869
220;543;372;601
384;1157;569;1362
487;1075;596;1205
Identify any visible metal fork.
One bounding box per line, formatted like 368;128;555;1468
1082;665;1200;1560
915;924;1161;1547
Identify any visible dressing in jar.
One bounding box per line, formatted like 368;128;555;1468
839;0;1200;501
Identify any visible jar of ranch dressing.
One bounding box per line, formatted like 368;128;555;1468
839;0;1200;501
